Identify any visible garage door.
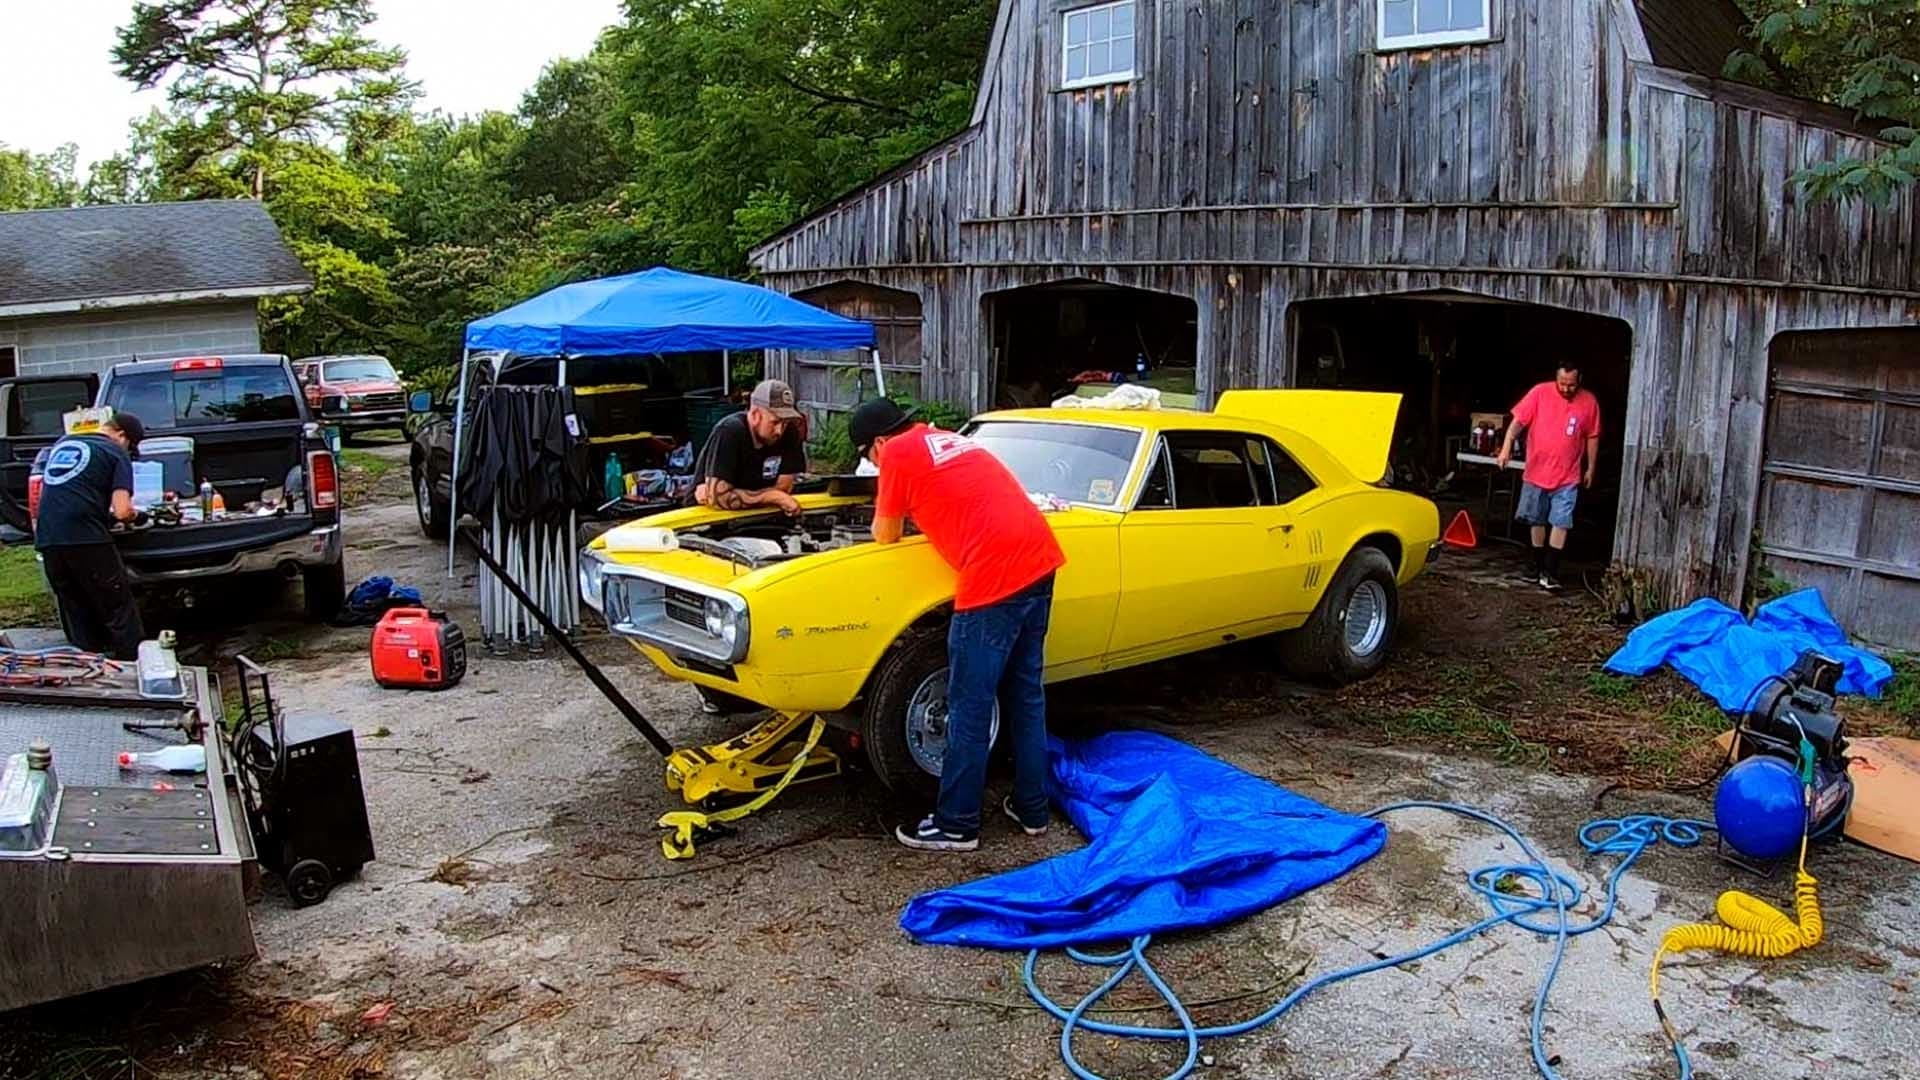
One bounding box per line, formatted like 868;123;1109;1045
1758;330;1920;652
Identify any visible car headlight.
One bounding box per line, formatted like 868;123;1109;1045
704;598;746;652
579;550;607;612
704;597;726;638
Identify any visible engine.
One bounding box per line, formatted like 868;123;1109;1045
683;505;903;564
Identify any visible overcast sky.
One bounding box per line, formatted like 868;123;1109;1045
0;1;624;168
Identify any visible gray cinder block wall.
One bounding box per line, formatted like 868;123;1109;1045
0;301;262;378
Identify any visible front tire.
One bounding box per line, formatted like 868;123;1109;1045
861;631;1001;798
413;465;450;539
1278;547;1400;685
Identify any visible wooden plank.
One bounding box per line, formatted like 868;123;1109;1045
1405;50;1433;204
1233;0;1258;206
1374;51;1404;201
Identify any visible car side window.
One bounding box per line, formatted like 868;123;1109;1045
1257;438;1317;505
1164;433;1259;509
1137;440;1175;509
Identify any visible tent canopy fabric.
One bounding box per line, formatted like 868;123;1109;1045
463;266;876;357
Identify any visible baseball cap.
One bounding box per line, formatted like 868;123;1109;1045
108;411;145;453
749;379;804;421
847;398;914;457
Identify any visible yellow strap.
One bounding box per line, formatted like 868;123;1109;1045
658;713;827;860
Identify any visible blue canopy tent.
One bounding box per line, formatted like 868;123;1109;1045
448;268;880;595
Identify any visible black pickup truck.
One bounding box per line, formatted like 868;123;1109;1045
58;355;347;621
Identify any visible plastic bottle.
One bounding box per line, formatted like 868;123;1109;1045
198;479;214;519
604;452;624;502
117;745;206;774
210;490;226;517
1135;353;1148;380
136;631;184;699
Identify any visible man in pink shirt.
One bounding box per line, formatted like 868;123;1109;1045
1497;364;1602;592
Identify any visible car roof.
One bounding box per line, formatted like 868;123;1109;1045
109;353;289;374
305;354;392;363
974;407;1271;434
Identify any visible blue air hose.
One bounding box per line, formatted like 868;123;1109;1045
1020;803;1714;1080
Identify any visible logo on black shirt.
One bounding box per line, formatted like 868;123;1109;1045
42;440;93;487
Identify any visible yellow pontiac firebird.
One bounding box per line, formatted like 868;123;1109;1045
580;390;1441;793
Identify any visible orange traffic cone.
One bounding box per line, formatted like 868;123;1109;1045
1443;510;1478;549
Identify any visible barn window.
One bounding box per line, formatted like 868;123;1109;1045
1062;1;1136;90
1378;0;1491;50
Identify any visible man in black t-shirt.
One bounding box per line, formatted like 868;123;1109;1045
693;379;807;516
35;412;146;659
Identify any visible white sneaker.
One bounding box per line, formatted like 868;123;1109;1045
1003;796;1049;837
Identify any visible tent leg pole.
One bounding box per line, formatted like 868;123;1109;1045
872;349;886;398
722;349;730;396
449;349;471;577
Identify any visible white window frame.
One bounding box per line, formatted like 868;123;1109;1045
1376;0;1494;51
1061;1;1137;91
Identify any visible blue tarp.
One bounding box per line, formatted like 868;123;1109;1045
463;266;877;357
1604;589;1894;712
899;731;1388;950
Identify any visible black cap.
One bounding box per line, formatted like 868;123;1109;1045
847;398;914;456
108;411;145;453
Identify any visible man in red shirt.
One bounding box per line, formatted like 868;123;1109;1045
849;398;1066;852
1497;363;1602;592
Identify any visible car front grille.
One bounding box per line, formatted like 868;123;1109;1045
360;391;404;410
664;587;706;629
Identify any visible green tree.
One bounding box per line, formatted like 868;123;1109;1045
110;0;417;356
1730;0;1920;204
604;0;994;272
0;143;82;210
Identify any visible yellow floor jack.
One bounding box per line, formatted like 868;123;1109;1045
461;528;841;860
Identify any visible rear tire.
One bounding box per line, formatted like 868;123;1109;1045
302;560;347;623
1277;547;1400;685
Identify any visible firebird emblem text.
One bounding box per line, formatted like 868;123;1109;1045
804;622;870;636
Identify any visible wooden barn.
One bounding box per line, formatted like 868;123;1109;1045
750;0;1920;650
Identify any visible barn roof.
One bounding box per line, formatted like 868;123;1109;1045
1634;0;1751;81
0;199;312;320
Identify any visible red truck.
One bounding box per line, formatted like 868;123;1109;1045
294;354;408;440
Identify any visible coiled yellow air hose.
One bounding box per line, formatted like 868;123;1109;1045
1648;784;1823;1045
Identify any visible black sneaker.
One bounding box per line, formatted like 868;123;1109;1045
1539;574;1564;593
1003;796;1049;837
895;815;979;852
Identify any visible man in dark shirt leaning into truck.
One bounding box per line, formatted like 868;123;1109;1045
35;412;146;659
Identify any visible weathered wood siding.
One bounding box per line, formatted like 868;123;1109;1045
750;0;1920;608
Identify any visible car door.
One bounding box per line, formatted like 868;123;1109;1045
0;375;99;533
1106;431;1313;668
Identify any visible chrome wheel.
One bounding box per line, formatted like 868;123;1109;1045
903;668;1000;777
1343;580;1390;658
414;470;433;527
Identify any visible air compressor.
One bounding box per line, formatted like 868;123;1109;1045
1717;650;1854;863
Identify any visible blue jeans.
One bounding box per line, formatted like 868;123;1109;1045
935;575;1054;835
1517;482;1579;529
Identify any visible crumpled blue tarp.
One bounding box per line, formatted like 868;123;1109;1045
1604;589;1893;712
899;731;1387;950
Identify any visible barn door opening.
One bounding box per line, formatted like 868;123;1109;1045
984;280;1198;411
1290;292;1632;566
1757;328;1920;651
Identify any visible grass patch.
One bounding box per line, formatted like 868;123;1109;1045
339;448;395;482
1583;672;1639;702
1882;654;1920;720
1658;696;1728;738
0;544;55;628
246;635;311;663
1384;695;1550;766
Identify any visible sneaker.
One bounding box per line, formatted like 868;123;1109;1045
895;815;979;852
699;696;721;715
1003;796;1049;837
1539;574;1564;593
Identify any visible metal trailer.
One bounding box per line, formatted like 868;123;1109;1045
0;654;256;1012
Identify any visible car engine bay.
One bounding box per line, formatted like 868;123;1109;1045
676;504;914;566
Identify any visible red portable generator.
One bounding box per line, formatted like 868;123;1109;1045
370;608;468;690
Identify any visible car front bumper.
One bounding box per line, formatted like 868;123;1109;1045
319;408;407;431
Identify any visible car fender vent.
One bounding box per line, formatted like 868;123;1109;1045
1304;564;1321;590
1308;530;1324;556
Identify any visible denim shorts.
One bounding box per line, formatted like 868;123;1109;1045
1517;482;1578;529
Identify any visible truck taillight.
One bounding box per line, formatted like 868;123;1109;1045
308;449;339;510
173;357;223;372
27;475;43;524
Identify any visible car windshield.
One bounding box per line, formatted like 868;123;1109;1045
323;358;397;382
962;421;1141;507
104;368;300;428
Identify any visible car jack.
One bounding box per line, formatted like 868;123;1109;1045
459;527;839;859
